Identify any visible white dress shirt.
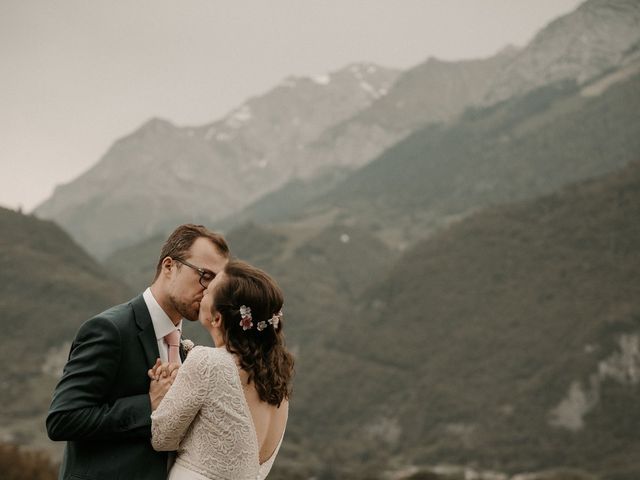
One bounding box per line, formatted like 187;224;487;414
143;287;183;364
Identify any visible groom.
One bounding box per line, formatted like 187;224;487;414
46;224;229;480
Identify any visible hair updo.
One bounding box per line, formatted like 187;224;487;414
213;259;294;406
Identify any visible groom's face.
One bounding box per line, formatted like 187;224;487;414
168;237;228;322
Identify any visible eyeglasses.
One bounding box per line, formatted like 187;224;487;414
171;257;216;288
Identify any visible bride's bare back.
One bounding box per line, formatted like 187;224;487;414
239;369;289;464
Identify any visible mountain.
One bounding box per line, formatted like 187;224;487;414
219;0;640;235
0;207;133;454
291;48;521;178
214;49;521;232
263;65;640;252
290;160;640;479
485;0;640;103
291;0;640;187
293;47;521;180
34;64;400;259
216;167;353;229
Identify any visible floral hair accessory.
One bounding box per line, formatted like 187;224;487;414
237;305;282;332
239;305;253;330
269;308;283;329
180;338;195;355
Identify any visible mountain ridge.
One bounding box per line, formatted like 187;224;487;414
275;67;640;252
34;63;400;258
485;0;640;103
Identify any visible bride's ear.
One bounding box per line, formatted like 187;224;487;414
211;311;223;328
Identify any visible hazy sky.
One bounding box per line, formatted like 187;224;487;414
1;0;583;211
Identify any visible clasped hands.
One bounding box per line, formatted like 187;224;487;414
148;359;180;411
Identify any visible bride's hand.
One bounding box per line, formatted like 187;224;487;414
148;363;178;411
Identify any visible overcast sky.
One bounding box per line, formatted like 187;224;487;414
0;0;583;211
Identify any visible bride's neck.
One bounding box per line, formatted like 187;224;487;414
209;328;224;348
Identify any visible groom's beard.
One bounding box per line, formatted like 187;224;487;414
169;295;200;322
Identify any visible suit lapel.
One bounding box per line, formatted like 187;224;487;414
132;294;160;368
179;341;187;362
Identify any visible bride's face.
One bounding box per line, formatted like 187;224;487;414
198;272;225;329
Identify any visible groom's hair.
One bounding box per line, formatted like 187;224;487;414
153;224;229;280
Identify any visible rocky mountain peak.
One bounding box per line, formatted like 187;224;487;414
485;0;640;103
139;117;176;132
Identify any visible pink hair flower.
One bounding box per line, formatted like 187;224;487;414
239;305;253;331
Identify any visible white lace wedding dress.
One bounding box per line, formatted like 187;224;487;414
151;346;284;480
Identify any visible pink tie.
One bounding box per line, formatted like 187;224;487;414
164;330;181;364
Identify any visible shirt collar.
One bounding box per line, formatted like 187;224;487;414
143;287;183;340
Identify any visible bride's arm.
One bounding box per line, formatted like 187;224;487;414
150;347;210;451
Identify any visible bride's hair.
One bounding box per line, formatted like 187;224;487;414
213;259;294;406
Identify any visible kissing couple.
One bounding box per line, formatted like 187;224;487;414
47;224;294;480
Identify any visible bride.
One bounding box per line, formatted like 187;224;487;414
149;259;294;479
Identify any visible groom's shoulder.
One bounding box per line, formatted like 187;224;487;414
96;295;139;322
78;295;142;333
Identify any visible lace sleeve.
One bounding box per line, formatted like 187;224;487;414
151;347;210;451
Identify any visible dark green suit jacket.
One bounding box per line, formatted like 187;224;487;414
47;294;184;480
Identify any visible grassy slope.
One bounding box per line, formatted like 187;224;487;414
298;160;640;479
0;208;133;450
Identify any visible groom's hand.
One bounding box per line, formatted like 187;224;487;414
148;360;181;381
147;359;162;381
